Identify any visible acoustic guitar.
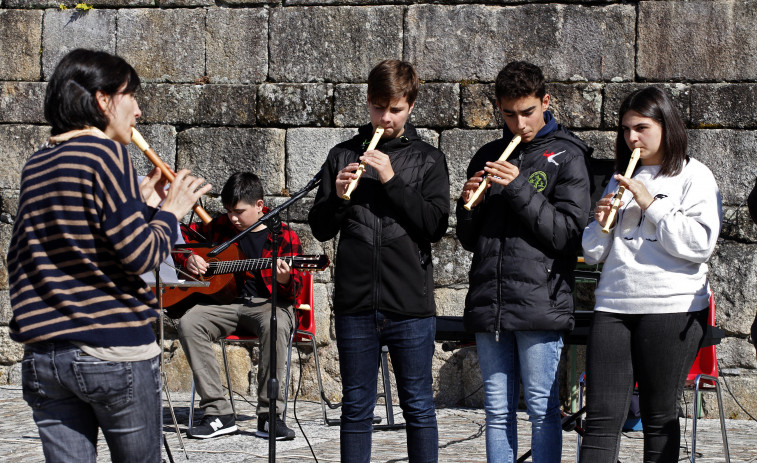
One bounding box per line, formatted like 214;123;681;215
160;245;329;318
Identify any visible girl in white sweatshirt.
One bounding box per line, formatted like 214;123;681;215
579;87;722;462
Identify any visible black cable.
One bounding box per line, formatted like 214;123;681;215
717;358;757;422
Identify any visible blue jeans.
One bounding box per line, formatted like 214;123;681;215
475;330;564;463
21;341;162;463
335;311;438;463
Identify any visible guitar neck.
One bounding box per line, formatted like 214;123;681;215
208;256;293;275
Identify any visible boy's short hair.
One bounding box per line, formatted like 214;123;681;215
495;61;547;102
367;60;419;106
221;172;264;208
45;48;140;136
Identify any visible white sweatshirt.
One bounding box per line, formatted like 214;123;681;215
582;158;722;314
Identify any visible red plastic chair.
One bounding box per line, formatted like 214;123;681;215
189;272;326;424
687;293;730;462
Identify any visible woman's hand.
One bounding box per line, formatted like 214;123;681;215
615;173;655;210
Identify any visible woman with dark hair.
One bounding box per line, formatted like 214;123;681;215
8;48;210;462
580;86;722;462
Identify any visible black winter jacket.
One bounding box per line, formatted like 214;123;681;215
309;123;450;317
456;121;592;333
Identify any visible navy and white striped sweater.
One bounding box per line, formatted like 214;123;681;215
8;129;178;347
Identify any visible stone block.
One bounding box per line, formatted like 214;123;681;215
265;196;314;225
411;83;460;129
257;84;333;127
0;125;50;189
206;8;268;84
461;83;501;129
269;6;403;83
117;9;205;83
708;240;757;335
439;128;501;220
719;337;757;370
0;291;11;326
549;83;602;129
139;84;257;126
158;0;212;6
177;127;286;196
163;338;251;395
1;190;20;220
433;286;467;318
41;9;116;80
405;4;634;82
575;130;615;161
720;205;757;244
285;127;357;194
692;84;757;129
217;0;274;5
125;124;177;177
0;10;42;81
638;0;757;82
0;327;24;364
688;129;757;206
198;85;257;126
603;83;690;129
0;223;11;289
432;234;472;287
0;82;45;124
138;84;203;125
333;84;368;128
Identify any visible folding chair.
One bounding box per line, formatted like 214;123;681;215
189;272;327;425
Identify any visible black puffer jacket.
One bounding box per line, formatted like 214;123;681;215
309;123;450;317
457;121;591;333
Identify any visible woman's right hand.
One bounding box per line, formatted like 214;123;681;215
160;169;212;221
594;192;622;229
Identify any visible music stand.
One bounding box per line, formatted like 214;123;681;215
145;255;209;461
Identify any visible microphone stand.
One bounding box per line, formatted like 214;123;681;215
207;172;321;463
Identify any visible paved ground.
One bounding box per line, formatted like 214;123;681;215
0;385;753;462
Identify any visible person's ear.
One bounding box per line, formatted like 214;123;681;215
95;90;111;114
542;94;551;111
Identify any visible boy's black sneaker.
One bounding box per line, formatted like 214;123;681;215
188;413;238;439
255;413;295;441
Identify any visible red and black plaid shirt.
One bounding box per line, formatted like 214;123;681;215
177;209;303;304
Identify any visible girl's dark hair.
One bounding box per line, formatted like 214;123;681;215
367;60;419;106
495;61;547;101
616;86;688;177
221;172;264;208
44;48;140;135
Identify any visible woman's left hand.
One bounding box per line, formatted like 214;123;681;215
140;167;169;207
615;173;655;210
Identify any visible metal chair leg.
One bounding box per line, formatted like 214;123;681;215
692;374;730;463
220;338;237;418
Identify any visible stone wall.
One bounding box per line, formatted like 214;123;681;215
2;0;757;420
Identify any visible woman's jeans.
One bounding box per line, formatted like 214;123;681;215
475;330;564;463
579;310;706;463
21;341;162;463
335;311;438;463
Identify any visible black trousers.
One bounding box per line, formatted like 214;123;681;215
579;309;707;463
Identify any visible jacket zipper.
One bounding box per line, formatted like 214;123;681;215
495;241;504;342
373;214;382;312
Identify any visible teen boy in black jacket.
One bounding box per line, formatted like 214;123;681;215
309;60;449;463
456;61;591;463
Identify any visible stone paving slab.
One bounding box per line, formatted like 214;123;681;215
0;386;752;462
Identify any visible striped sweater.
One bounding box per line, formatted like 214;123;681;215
8;128;178;347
